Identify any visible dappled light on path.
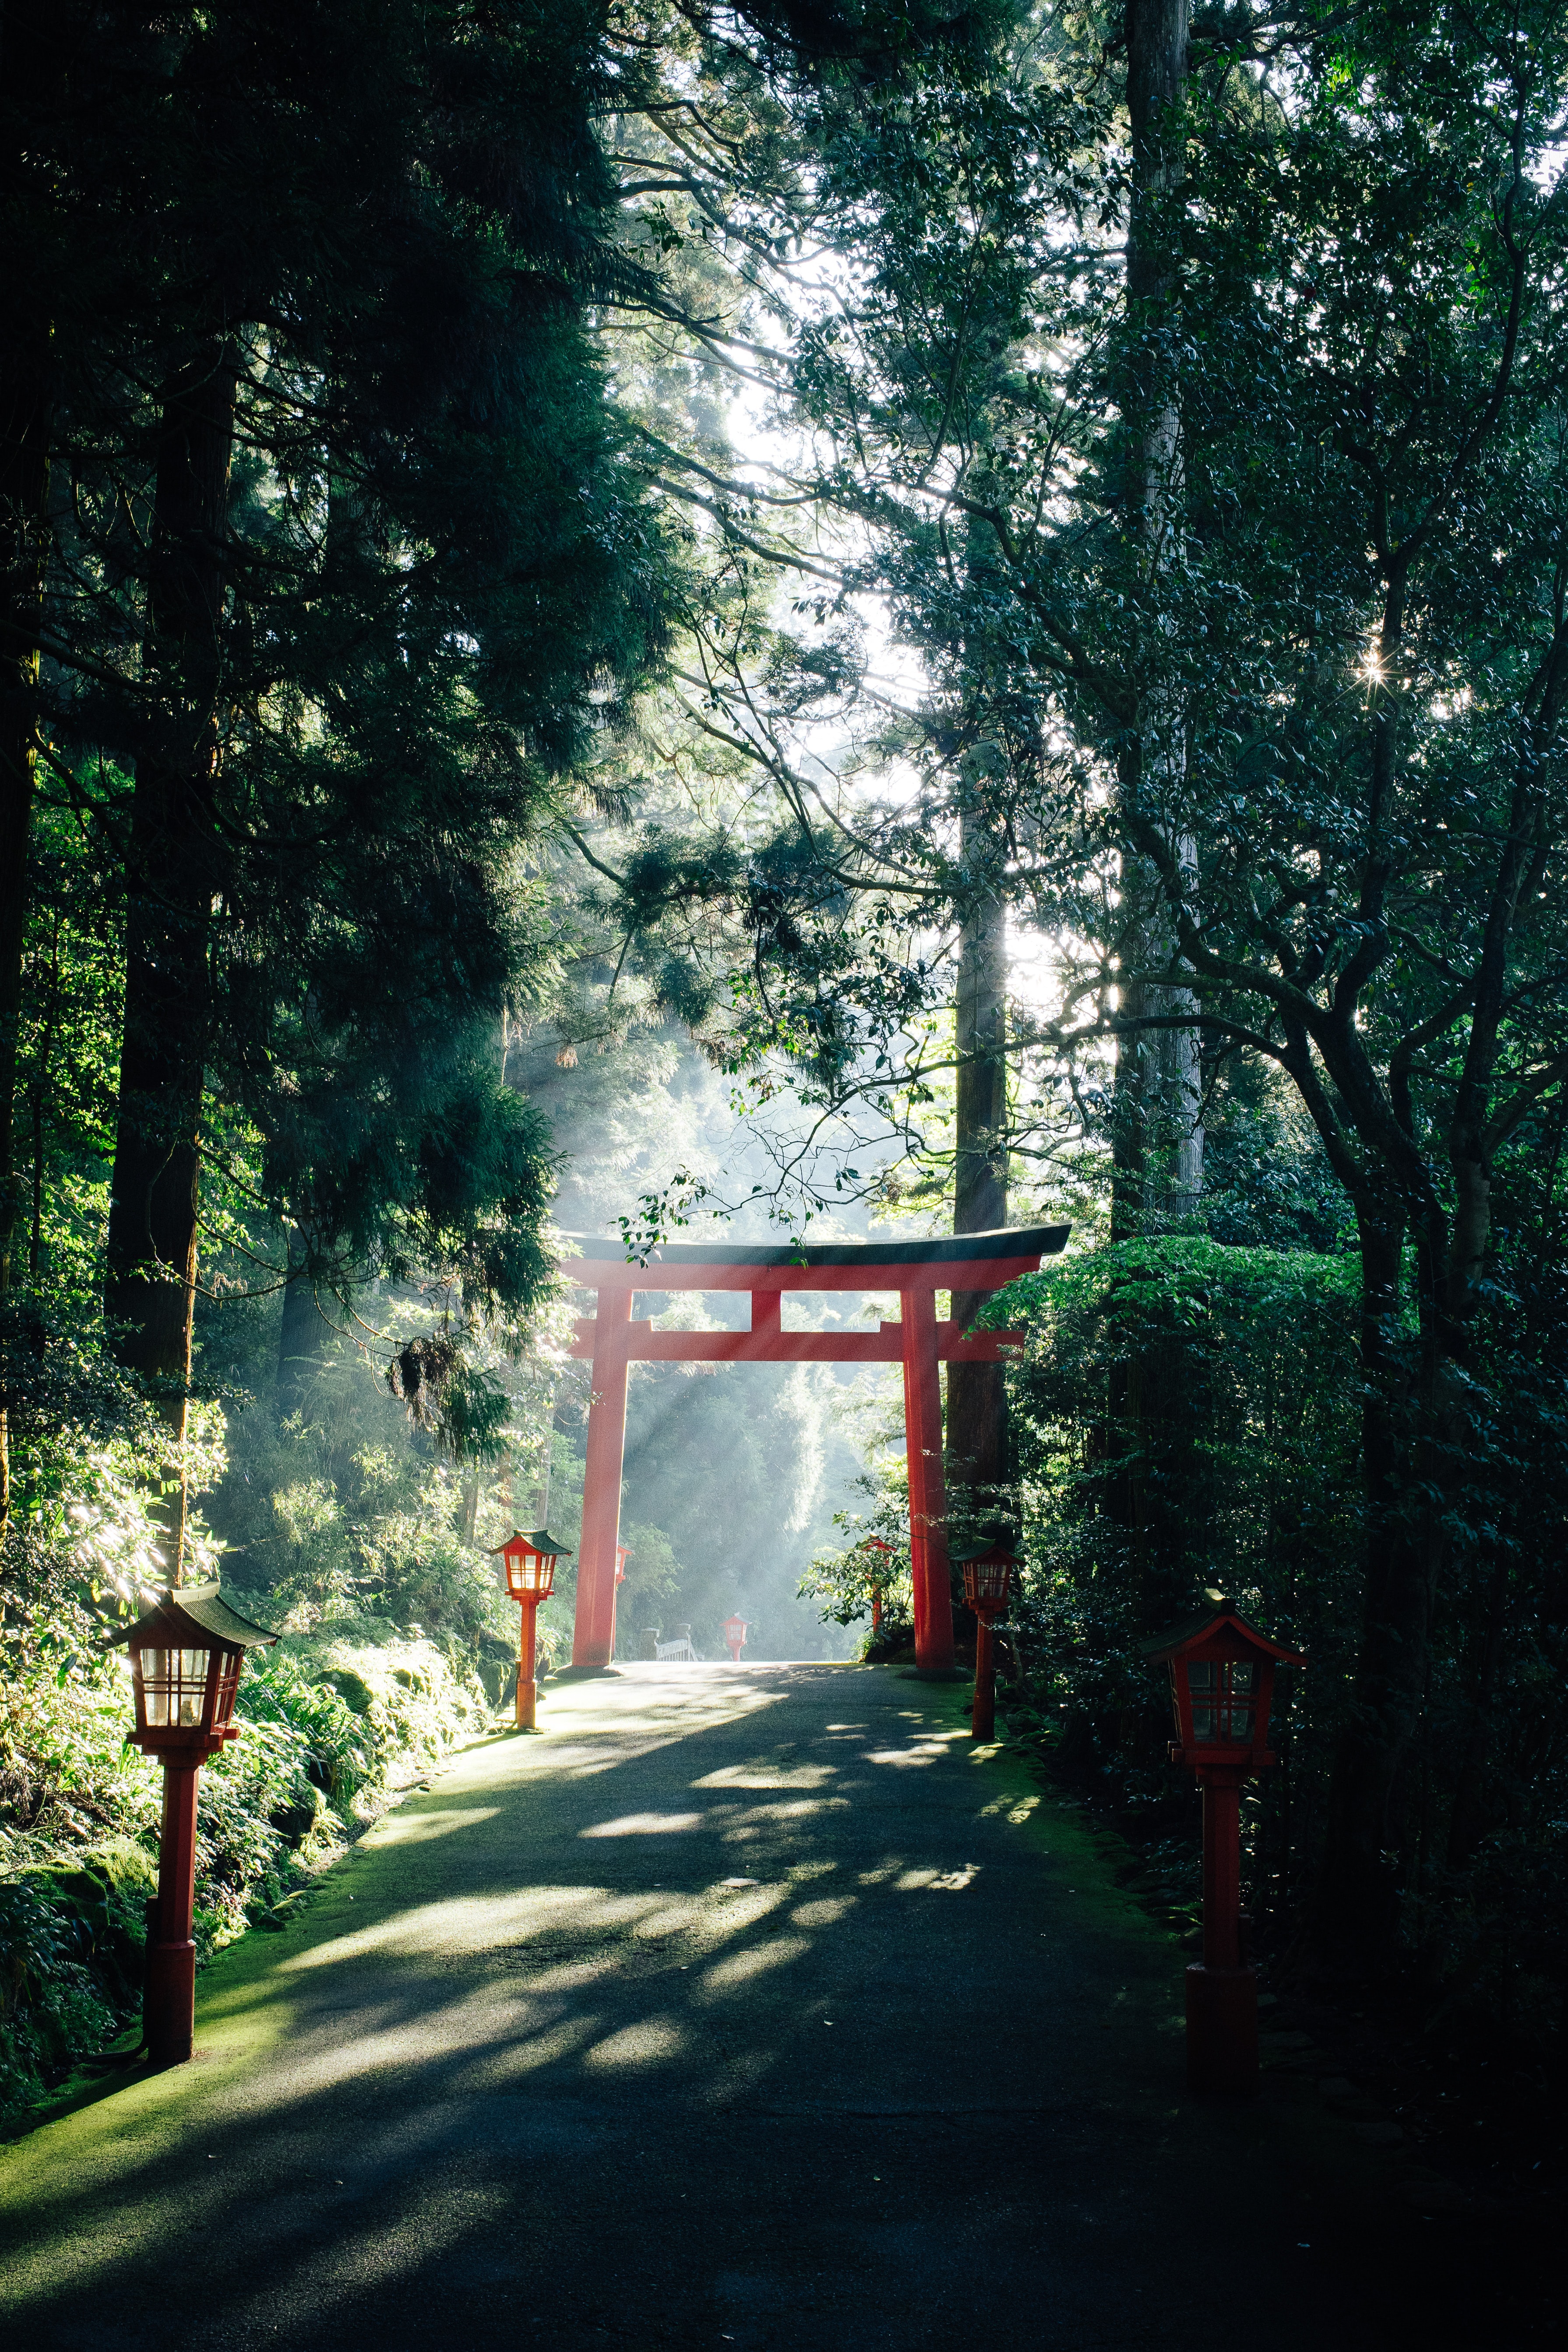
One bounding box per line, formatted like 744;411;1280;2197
0;1665;1406;2352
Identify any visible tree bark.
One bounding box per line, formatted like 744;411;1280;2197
458;1469;481;1544
1306;1201;1432;1965
277;1228;331;1418
0;3;58;1529
946;806;1009;1533
1444;1545;1511;1874
0;340;49;1534
1110;0;1201;1240
105;340;236;1580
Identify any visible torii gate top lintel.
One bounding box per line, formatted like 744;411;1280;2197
558;1222;1070;1292
560;1224;1069;1675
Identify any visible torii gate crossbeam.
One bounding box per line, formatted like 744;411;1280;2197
559;1225;1068;1674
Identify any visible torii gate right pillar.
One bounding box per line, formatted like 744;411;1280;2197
899;1286;952;1672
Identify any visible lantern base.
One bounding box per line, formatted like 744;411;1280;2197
1184;1963;1258;2096
145;1938;197;2066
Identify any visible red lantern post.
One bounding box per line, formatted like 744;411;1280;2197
721;1612;748;1663
951;1533;1015;1742
113;1585;278;2065
1145;1602;1304;2095
493;1530;572;1730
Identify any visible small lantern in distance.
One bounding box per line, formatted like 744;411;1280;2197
949;1530;1015;1743
493;1529;571;1731
112;1582;278;2066
1145;1599;1304;2097
722;1612;748;1664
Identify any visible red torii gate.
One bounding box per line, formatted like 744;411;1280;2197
561;1225;1068;1674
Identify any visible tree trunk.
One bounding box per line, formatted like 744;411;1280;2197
0;11;54;1518
946;808;1008;1529
1110;0;1201;1240
458;1470;480;1545
277;1228;330;1418
0;354;49;1535
1444;1545;1511;1874
105;341;236;1581
0;361;48;1276
1306;1201;1434;1970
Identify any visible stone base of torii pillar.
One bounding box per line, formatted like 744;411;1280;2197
559;1226;1069;1674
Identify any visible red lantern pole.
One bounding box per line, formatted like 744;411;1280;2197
515;1596;540;1731
972;1609;998;1742
1201;1768;1244;1969
954;1537;1013;1744
1183;1761;1253;2093
146;1760;201;2065
722;1612;747;1663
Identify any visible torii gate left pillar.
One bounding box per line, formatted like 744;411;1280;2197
559;1226;1068;1675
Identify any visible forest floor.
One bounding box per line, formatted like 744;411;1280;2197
0;1665;1545;2349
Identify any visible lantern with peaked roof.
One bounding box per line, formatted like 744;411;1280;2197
1144;1599;1304;2099
1145;1598;1302;1773
949;1528;1015;1618
722;1612;748;1663
113;1583;278;1761
109;1583;278;2067
496;1527;571;1601
948;1530;1016;1743
492;1530;573;1730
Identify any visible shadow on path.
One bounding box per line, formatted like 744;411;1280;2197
0;1666;1522;2349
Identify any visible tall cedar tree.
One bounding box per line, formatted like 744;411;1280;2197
2;1;666;1545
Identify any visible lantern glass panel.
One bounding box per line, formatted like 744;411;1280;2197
506;1553;554;1598
211;1654;242;1728
1189;1659;1256;1745
962;1559;1011;1608
140;1646;212;1728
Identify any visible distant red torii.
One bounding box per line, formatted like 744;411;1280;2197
558;1225;1069;1674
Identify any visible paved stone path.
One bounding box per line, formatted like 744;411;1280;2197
0;1667;1475;2348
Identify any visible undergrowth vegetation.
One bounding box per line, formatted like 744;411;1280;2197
0;1369;505;2127
818;1234;1568;2097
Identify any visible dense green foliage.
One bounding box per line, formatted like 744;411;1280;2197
994;1227;1568;2059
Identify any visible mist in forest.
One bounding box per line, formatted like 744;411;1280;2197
508;1018;905;1663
